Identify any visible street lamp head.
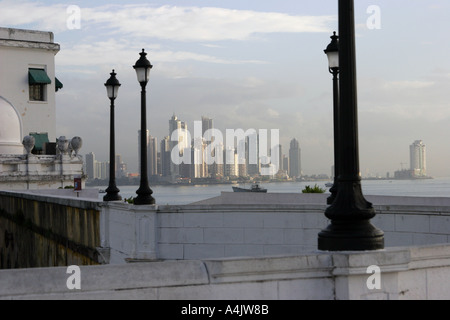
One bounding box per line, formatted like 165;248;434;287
324;31;339;70
105;69;121;100
133;49;153;84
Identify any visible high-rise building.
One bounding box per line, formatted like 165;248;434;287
148;135;158;177
160;136;171;177
169;114;189;177
410;140;426;177
202;116;214;177
225;147;238;177
201;116;213;138
95;161;109;180
246;133;260;176
115;154;122;177
85;152;96;180
289;138;301;178
211;142;224;177
282;154;289;175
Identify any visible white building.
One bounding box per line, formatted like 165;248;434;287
0;27;62;142
0;27;84;190
169;114;189;178
410;140;427;177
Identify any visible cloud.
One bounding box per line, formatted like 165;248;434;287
1;1;335;41
0;0;68;31
55;38;267;78
383;80;435;90
80;5;334;41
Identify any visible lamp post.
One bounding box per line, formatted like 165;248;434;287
324;31;340;205
133;49;155;205
103;69;122;202
318;0;384;251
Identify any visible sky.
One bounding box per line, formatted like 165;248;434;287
1;0;450;177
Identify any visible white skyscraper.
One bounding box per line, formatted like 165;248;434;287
410;140;426;177
169;114;189;177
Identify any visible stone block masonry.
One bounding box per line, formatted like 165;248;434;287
0;191;103;268
1;244;450;300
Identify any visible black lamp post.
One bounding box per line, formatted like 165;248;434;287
318;0;384;251
103;69;122;202
324;31;340;205
133;49;155;205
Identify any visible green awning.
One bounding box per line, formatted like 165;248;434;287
28;68;51;85
55;77;63;91
29;132;49;151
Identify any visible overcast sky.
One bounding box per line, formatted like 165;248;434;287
1;0;450;177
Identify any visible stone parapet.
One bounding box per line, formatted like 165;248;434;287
1;244;449;300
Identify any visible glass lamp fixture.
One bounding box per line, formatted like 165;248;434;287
105;69;121;99
324;31;339;70
133;49;152;84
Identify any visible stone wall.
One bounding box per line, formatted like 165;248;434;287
2;190;450;268
103;193;450;262
1;244;449;300
0;191;103;269
0;153;85;191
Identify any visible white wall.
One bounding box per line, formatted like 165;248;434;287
1;244;450;300
0;28;60;141
102;194;450;262
0;154;85;190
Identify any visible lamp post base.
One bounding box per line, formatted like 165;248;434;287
103;186;122;202
318;220;384;251
134;185;155;205
327;178;338;205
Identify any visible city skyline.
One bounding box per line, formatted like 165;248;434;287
86;113;302;180
85;111;427;181
2;1;449;177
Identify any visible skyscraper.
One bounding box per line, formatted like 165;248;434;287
85;152;96;180
201;116;213;138
410;140;426;177
289;138;301;178
202;116;214;177
169;114;189;177
148;135;158;177
160;136;171;177
246;133;259;176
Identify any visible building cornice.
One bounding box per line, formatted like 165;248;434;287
0;39;60;53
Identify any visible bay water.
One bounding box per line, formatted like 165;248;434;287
99;177;450;205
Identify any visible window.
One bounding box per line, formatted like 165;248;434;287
29;83;45;101
28;68;51;101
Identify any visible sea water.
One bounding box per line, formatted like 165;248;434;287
98;177;450;205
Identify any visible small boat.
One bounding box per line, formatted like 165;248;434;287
325;182;333;188
232;183;267;193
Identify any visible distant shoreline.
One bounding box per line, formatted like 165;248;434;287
86;175;434;188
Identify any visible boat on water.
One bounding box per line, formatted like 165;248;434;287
232;183;267;193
